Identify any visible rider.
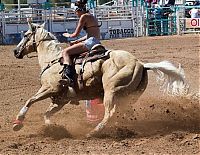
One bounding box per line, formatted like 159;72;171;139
62;0;101;84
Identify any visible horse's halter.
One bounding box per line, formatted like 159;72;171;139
16;27;37;58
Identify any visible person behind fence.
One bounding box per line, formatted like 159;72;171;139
189;2;200;18
161;4;174;35
153;4;162;35
61;0;101;85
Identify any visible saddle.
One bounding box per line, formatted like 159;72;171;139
75;44;109;70
75;44;110;89
60;44;110;90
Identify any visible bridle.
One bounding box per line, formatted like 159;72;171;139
17;27;60;77
19;27;55;56
18;28;37;56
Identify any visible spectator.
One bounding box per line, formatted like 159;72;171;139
153;4;162;35
161;4;174;35
189;2;200;18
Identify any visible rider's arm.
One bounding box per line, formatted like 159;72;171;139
69;15;85;38
70;35;87;45
76;35;87;42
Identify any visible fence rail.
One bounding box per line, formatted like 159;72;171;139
0;4;199;44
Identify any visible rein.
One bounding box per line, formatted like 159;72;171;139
40;58;60;77
20;30;55;54
20;29;59;77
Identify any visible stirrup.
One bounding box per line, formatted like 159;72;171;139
61;73;74;87
60;64;75;86
64;76;74;86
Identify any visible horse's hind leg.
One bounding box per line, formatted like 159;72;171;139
13;86;52;131
87;91;116;137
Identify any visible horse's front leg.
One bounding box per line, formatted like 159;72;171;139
44;99;67;125
87;91;116;137
13;86;52;131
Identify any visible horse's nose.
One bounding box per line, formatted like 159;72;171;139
13;48;23;59
13;48;18;57
13;48;18;56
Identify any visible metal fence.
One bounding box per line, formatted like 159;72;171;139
146;6;177;36
176;6;200;34
0;3;199;44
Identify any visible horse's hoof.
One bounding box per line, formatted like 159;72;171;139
13;120;24;131
44;119;51;125
86;133;92;138
86;131;97;138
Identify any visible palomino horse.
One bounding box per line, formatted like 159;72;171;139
13;22;189;137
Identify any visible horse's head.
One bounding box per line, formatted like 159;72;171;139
13;21;56;59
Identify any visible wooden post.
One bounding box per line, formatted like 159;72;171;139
176;9;180;35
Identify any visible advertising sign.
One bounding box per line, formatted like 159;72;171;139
186;18;200;28
109;28;134;38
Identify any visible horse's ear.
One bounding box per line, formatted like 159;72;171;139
41;22;46;28
27;18;34;31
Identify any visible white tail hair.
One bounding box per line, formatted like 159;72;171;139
144;61;189;96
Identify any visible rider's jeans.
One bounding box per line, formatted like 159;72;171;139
83;37;101;50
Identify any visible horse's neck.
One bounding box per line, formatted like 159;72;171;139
37;40;61;70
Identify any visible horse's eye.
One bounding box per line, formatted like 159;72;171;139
25;33;33;38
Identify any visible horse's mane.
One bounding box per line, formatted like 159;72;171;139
39;26;58;42
47;31;58;41
34;23;62;59
31;23;58;42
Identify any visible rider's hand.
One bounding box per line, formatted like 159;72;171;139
63;33;71;38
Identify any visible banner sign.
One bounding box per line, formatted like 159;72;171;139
186;18;200;28
109;28;134;38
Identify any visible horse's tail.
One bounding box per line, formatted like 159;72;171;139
143;61;189;96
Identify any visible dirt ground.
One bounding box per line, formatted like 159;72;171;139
0;34;199;155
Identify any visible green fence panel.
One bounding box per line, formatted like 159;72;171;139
0;3;5;11
146;6;177;36
42;2;52;10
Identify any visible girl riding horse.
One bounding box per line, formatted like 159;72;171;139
62;0;101;85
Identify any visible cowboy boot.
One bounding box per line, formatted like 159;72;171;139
62;64;76;86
